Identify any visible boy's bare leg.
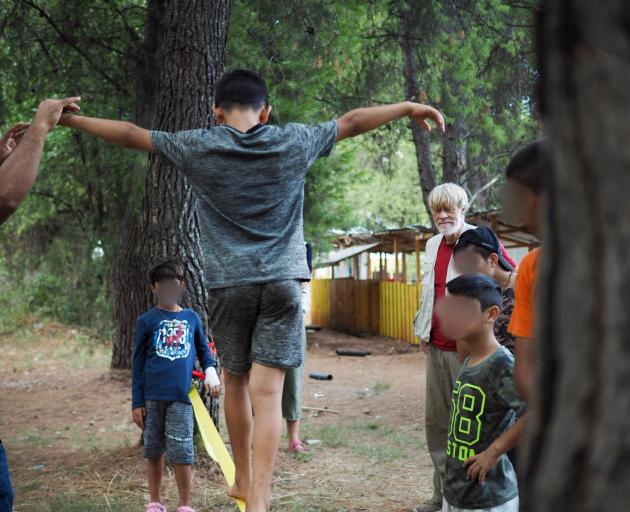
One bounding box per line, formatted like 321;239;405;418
223;370;253;501
248;363;286;512
173;463;193;507
147;455;164;503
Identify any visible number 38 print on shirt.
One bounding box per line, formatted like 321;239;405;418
443;348;528;511
447;380;487;462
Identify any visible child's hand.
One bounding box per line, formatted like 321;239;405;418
409;104;445;133
204;367;222;398
464;445;501;484
132;407;146;429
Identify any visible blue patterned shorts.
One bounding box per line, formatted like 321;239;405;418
143;400;194;464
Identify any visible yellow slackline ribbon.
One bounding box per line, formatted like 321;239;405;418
189;386;246;512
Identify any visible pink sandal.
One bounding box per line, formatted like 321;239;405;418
177;507;195;512
145;503;166;512
288;440;310;453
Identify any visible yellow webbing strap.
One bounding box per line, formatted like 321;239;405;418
189;386;246;511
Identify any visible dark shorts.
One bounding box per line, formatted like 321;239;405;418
143;400;194;464
207;280;304;375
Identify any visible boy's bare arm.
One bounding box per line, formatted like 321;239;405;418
336;101;445;141
59;114;154;152
464;412;530;484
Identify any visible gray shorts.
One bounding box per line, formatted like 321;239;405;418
207;280;304;375
143;400;194;464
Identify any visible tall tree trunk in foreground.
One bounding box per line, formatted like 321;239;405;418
522;2;630;510
110;0;161;371
111;0;233;426
144;0;232;423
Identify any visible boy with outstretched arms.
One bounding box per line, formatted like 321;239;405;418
58;69;444;511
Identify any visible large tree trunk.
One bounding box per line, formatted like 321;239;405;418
110;1;233;426
522;2;630;510
441;116;467;184
399;0;437;227
110;0;161;370
143;0;232;323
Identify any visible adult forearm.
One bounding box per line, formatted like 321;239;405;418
0;123;48;224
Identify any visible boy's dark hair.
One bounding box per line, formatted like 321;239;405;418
214;69;268;111
446;274;502;312
148;260;185;285
506;140;544;195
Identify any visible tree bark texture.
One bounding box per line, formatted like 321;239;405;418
523;2;630;510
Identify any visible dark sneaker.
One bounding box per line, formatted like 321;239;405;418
412;498;442;512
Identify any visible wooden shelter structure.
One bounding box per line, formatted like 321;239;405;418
310;210;539;344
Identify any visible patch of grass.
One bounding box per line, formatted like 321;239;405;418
290;450;314;463
371;381;391;395
305;419;425;465
29;493;139;512
18;430;54;448
281;505;349;512
0;324;111;372
311;424;347;448
50;329;111;370
355;381;391;400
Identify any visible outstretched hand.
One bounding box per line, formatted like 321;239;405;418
0;123;30;163
409;104;445;133
33;96;81;132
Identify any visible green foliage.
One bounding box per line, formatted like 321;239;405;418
0;0;538;334
0;0;145;335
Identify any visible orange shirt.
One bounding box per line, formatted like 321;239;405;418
508;248;541;338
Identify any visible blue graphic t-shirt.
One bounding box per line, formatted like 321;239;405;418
131;307;216;409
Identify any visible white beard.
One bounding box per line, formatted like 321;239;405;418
437;217;464;237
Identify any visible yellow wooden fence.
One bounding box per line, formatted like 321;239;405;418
379;281;420;344
310;278;331;327
310;278;421;345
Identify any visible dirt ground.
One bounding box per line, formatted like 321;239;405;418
0;324;434;511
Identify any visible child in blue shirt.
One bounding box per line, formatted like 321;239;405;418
132;260;221;512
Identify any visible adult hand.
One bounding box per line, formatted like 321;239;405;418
0;123;30;163
32;96;81;132
409;104;445;133
420;341;430;353
132;406;146;429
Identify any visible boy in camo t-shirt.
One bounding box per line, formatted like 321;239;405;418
435;274;528;512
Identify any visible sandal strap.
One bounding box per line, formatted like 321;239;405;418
146;503;166;512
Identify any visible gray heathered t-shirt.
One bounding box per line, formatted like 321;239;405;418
151;121;338;289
